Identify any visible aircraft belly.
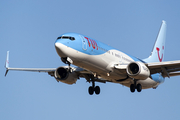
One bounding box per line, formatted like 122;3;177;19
71;52;127;81
120;78;159;89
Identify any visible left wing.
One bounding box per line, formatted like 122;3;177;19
113;60;180;78
146;60;180;77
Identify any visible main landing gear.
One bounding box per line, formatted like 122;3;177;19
130;80;142;93
88;76;100;95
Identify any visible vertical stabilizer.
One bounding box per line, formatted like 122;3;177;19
143;21;167;63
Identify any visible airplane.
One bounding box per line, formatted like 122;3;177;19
5;20;180;95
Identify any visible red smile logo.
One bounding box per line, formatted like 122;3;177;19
156;46;164;62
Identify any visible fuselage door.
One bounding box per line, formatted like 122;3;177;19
80;35;87;50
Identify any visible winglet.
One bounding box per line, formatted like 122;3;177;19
5;51;9;76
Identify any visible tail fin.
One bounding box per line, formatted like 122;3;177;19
143;20;167;63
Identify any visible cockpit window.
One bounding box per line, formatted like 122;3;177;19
57;36;75;40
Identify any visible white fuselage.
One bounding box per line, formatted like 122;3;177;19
55;42;160;89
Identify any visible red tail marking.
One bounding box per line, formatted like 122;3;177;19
156;46;164;62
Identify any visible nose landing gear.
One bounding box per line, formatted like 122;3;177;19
61;57;73;72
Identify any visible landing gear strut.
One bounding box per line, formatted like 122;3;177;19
130;80;142;93
88;76;100;95
61;57;72;72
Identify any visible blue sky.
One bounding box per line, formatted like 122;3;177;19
1;0;180;120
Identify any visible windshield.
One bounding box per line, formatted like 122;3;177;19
57;36;75;40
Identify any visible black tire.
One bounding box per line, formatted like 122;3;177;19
88;86;94;95
94;86;100;95
130;84;135;93
137;84;142;92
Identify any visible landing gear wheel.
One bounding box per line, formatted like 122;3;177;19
88;86;94;95
137;84;142;92
130;84;136;93
94;86;100;95
88;75;101;95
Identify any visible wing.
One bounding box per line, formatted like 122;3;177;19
5;67;57;76
146;60;180;77
114;60;180;78
4;51;107;83
4;51;56;76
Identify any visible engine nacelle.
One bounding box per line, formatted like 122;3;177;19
127;62;150;80
54;67;78;84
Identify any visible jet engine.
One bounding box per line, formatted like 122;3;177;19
126;62;150;80
54;67;78;84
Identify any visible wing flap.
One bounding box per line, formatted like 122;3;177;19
169;72;180;77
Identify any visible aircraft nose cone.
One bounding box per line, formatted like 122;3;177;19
55;42;66;57
55;42;60;51
55;42;59;49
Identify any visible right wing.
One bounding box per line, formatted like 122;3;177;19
4;51;56;76
4;51;107;83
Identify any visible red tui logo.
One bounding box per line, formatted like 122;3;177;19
84;37;98;50
156;46;164;62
